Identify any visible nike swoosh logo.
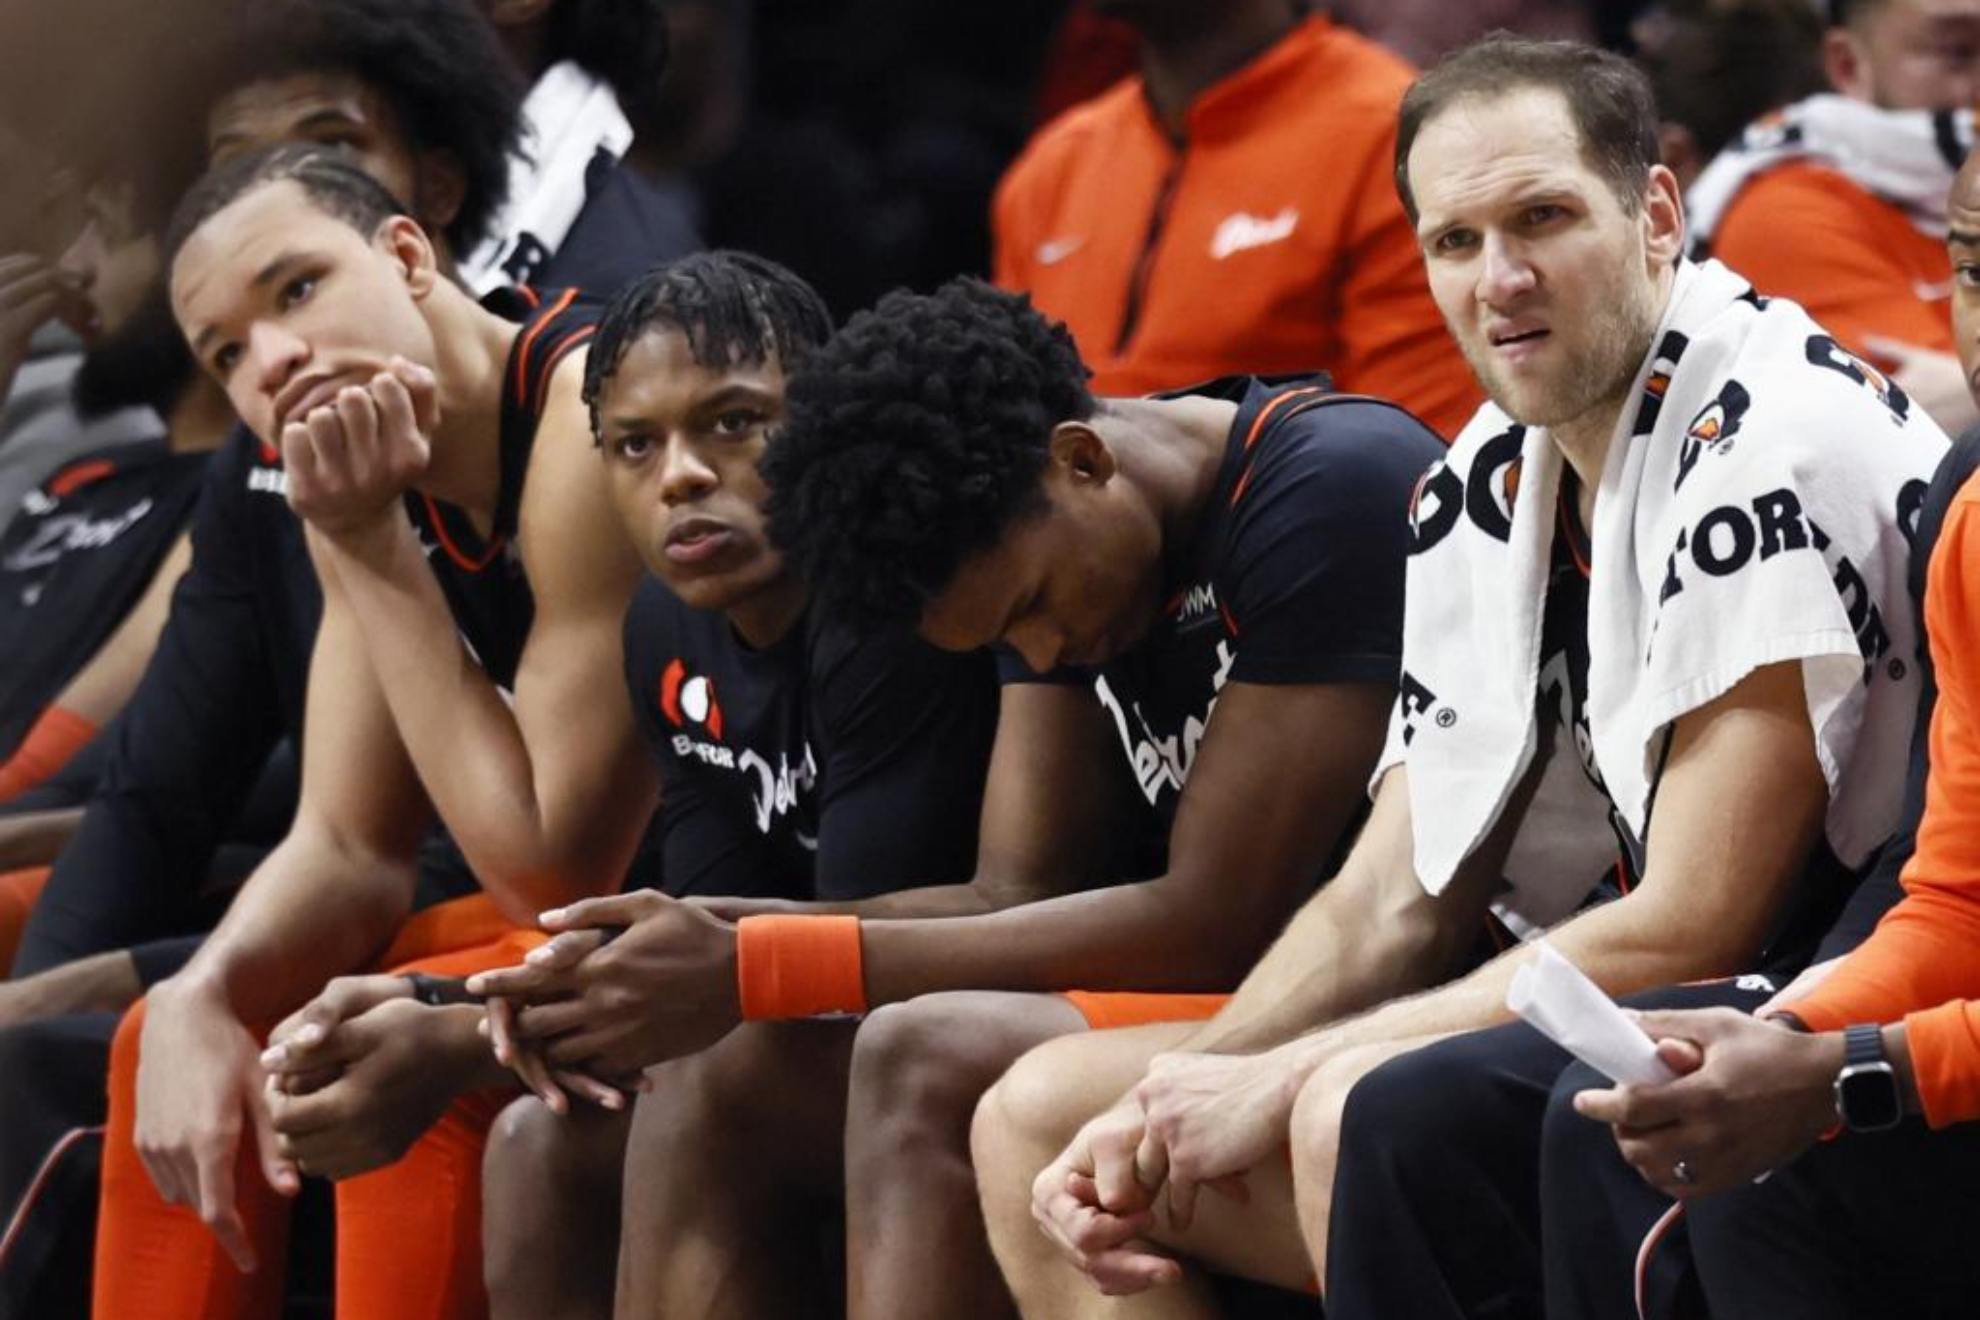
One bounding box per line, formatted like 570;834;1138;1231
1915;279;1954;302
1035;237;1084;266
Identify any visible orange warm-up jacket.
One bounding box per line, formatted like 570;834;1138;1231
991;15;1480;440
1711;161;1954;370
1789;479;1980;1127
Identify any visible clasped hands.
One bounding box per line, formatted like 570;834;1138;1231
1030;1045;1302;1295
463;889;745;1114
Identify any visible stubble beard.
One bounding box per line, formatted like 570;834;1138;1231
1469;273;1660;437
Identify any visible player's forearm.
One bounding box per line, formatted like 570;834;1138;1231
7;949;143;1018
53;534;191;726
1177;869;1464;1057
0;806;82;871
170;828;415;1024
1323;889;1751;1062
824;859;1089;919
315;519;612;908
811;883;997;918
858;870;1282;1006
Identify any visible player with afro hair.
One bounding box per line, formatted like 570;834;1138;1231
764;277;1094;632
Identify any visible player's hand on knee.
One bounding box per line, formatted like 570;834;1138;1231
1136;1047;1289;1225
135;980;297;1270
1031;1100;1183;1293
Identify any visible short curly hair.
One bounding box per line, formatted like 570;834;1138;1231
762;277;1095;631
189;0;524;255
583;250;834;437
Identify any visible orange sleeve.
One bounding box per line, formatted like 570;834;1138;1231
1712;164;1952;358
0;705;97;801
1327;115;1480;441
1790;490;1980;1125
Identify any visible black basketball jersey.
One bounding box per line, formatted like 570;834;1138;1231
0;438;207;757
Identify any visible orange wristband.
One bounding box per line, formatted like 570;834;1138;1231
736;915;866;1020
0;706;97;801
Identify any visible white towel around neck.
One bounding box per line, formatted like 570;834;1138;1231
1379;258;1946;929
460;61;635;296
1688;93;1974;251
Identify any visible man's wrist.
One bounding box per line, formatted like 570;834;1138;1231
403;971;479;1006
155;963;235;1016
434;1003;510;1090
1275;1030;1340;1088
44;951;144;1015
734;914;865;1020
318;503;414;565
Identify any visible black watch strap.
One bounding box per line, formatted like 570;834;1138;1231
404;972;481;1007
1836;1023;1903;1134
1844;1022;1885;1067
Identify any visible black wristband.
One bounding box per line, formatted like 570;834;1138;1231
404;971;482;1007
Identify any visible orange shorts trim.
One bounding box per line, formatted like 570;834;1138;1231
375;893;527;969
0;866;51;971
1057;991;1230;1031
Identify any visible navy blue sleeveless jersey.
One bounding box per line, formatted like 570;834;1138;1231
404;286;600;689
13;288;621;978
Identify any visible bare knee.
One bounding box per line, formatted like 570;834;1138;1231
1288;1047;1377;1174
487;1096;624;1195
969;1030;1096;1193
484;1097;628;1308
853;996;1043;1138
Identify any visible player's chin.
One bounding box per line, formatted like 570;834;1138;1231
658;564;758;613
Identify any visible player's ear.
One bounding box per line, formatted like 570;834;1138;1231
1047;420;1118;486
1641;164;1685;268
378;216;439;298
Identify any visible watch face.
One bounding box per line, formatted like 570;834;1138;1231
1838;1064;1903;1132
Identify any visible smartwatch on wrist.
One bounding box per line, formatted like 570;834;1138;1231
1833;1023;1903;1134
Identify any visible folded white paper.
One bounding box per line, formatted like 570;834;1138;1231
1506;942;1677;1086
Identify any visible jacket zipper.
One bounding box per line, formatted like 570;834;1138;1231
1114;148;1186;356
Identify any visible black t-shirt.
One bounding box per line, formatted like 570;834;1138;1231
1529;476;1854;968
1533;478;1644;907
0;438;207;758
623;576;999;901
1006;375;1444;832
13;288;612;979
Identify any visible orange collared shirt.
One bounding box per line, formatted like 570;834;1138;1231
992;16;1480;440
1712;160;1954;368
